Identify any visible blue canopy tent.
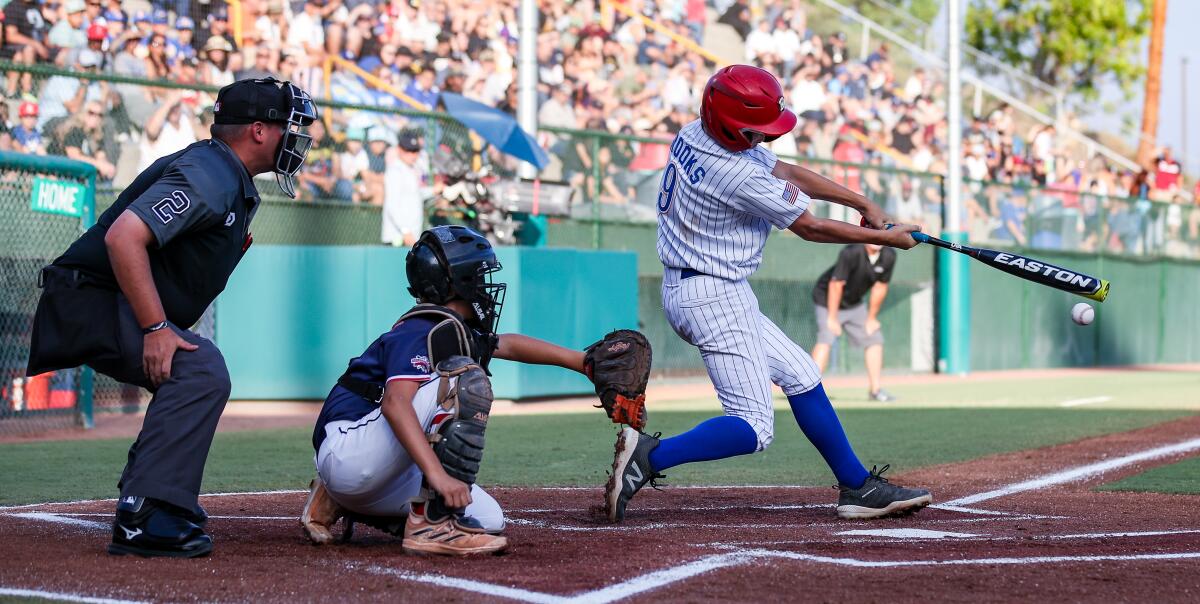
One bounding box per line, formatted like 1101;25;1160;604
438;92;549;170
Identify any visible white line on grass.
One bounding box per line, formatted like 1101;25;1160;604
1059;396;1113;407
942;437;1200;507
7;513;108;530
0;588;147;604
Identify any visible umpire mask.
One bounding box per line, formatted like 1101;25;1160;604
213;77;319;198
271;81;319;198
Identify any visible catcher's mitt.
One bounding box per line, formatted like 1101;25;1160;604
584;329;651;430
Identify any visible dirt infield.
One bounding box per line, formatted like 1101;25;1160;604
2;417;1199;602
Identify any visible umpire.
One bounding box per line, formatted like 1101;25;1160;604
26;78;317;558
810;243;897;402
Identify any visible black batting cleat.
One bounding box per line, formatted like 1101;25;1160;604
604;427;663;523
107;496;213;558
836;465;933;519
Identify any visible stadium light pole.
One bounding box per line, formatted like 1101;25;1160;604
518;0;538;181
939;0;970;375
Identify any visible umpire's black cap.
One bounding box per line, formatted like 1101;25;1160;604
213;77;305;125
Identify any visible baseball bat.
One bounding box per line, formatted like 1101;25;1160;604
911;232;1110;302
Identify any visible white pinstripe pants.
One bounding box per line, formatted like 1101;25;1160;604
663;268;822;450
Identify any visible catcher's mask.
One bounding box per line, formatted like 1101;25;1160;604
212;77;319;198
406;226;507;335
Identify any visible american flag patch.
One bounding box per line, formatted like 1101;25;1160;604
782;182;800;205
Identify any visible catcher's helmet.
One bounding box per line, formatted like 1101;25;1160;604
406;226;507;334
700;65;796;152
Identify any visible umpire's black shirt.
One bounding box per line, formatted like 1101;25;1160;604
811;245;896;309
54;138;260;328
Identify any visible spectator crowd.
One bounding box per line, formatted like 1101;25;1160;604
0;0;1195;255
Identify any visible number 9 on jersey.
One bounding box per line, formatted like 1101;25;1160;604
657;163;678;214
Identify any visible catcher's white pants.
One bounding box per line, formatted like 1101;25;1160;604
315;376;504;532
662;268;822;449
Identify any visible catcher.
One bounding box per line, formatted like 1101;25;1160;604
301;225;650;556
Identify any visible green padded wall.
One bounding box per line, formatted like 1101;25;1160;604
216;246;637;400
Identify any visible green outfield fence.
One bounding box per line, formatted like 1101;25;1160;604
4;63;1200;434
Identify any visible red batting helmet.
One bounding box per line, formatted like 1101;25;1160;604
700;65;796;152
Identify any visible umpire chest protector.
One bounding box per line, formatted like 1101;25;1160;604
336;304;497;403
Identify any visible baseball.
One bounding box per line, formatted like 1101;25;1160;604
1071;302;1095;326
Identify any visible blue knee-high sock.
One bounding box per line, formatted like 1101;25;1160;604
647;415;759;473
787;383;870;488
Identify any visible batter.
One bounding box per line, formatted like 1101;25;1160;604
606;65;932;522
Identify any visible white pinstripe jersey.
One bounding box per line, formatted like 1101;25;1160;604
656;120;812;281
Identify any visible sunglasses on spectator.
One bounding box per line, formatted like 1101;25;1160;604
87;110;103;117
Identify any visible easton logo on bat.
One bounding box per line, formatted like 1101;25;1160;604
990;252;1094;288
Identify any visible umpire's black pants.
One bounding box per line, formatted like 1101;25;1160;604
28;266;231;513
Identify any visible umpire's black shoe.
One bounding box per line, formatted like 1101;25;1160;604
605;427;663;523
108;496;213;558
836;465;932;519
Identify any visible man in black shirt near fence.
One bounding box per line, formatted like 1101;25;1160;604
811;243;897;402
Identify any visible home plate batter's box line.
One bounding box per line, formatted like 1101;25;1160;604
368;549;1200;604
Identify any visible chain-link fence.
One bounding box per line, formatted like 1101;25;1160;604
0;151;95;435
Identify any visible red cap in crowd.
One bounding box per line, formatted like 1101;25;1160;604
87;22;107;42
18;101;38;118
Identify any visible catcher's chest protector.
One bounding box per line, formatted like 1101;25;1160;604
395;304;496;370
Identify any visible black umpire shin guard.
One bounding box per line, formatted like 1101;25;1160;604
424;356;493;522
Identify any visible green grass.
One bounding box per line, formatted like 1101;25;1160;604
1097;456;1200;495
0;408;1191;506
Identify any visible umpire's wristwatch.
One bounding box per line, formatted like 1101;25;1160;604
141;321;170;335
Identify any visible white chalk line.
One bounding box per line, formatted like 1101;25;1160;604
705;528;1200;547
0;486;822;513
504;513;1062;532
740;548;1200;568
0;488;308;512
1060;396;1113;407
370;547;1200;603
8;512;108;530
509;503;830;514
0;587;147;604
368;552;748;604
930;504;1063;518
942;437;1200;507
45;512;296;521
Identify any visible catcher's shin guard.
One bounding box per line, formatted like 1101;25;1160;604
426;356;493;519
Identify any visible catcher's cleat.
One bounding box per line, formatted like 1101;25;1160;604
301;476;346;545
401;502;508;556
107;496;212;558
604;426;663;523
836;465;932;520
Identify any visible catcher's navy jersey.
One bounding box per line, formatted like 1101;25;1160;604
656;120;811;281
312;316;439;450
